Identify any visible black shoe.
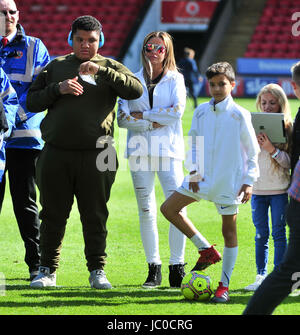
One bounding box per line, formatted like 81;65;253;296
142;264;162;288
169;263;186;288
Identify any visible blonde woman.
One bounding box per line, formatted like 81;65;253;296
245;84;293;291
117;31;187;288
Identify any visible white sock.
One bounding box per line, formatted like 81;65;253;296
221;246;238;287
190;233;210;251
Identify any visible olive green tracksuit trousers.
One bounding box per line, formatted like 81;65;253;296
36;144;117;273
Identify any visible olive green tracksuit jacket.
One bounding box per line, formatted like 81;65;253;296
27;53;143;272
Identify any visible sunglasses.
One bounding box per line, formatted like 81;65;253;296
0;10;18;16
144;43;166;54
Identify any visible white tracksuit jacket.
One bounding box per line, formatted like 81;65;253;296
117;68;186;160
183;95;260;205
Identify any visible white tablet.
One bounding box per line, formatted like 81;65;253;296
251;112;286;143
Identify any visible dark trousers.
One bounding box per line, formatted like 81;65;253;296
0;148;41;273
36;144;117;273
243;198;300;314
185;80;201;109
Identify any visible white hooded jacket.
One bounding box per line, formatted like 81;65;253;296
117;68;186;160
183;95;260;204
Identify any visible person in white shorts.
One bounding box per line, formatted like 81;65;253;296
161;62;260;303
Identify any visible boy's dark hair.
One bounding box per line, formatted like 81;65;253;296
291;61;300;87
206;62;235;82
71;15;102;36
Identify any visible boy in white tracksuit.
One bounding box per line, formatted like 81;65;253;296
183;93;259;205
161;62;260;302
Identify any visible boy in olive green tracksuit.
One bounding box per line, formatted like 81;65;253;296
27;16;143;289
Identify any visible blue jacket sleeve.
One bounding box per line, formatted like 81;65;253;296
0;68;18;137
0;98;8;132
16;39;50;124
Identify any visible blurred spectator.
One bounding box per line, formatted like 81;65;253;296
178;47;203;108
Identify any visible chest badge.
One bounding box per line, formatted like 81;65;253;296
14;51;23;59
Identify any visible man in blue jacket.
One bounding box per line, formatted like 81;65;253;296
0;0;50;280
0;67;18;182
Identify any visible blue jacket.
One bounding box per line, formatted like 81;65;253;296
0;67;18;181
178;57;201;84
0;24;50;150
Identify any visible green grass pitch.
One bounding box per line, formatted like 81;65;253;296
0;97;300;316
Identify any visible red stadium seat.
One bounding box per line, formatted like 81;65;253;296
16;1;148;57
263;7;275;17
251;32;266;42
246;0;300;59
255;24;268;34
262;42;275;51
244;50;258;58
247;42;261;51
267;25;282;34
267;33;280;42
272;16;287;24
256;50;273;58
266;0;281;9
272;51;287;58
276;7;292;17
286;51;299;58
273;43;288;51
279;0;294;8
259;15;271;25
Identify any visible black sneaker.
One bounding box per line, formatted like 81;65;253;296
169;263;186;288
142;264;162;288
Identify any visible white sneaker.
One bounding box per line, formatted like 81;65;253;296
89;269;112;289
244;274;266;291
30;266;56;288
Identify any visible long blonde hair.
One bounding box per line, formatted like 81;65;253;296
141;31;177;80
256;83;293;172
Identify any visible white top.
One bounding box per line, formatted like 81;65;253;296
117;68;186;160
183;95;260;204
253;149;290;195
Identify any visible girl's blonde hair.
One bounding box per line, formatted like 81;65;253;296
256;83;292;126
256;83;293;172
141;31;177;80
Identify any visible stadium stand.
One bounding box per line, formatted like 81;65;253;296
244;0;300;58
17;0;146;58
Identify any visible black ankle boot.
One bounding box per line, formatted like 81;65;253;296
169;263;186;288
142;263;162;288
